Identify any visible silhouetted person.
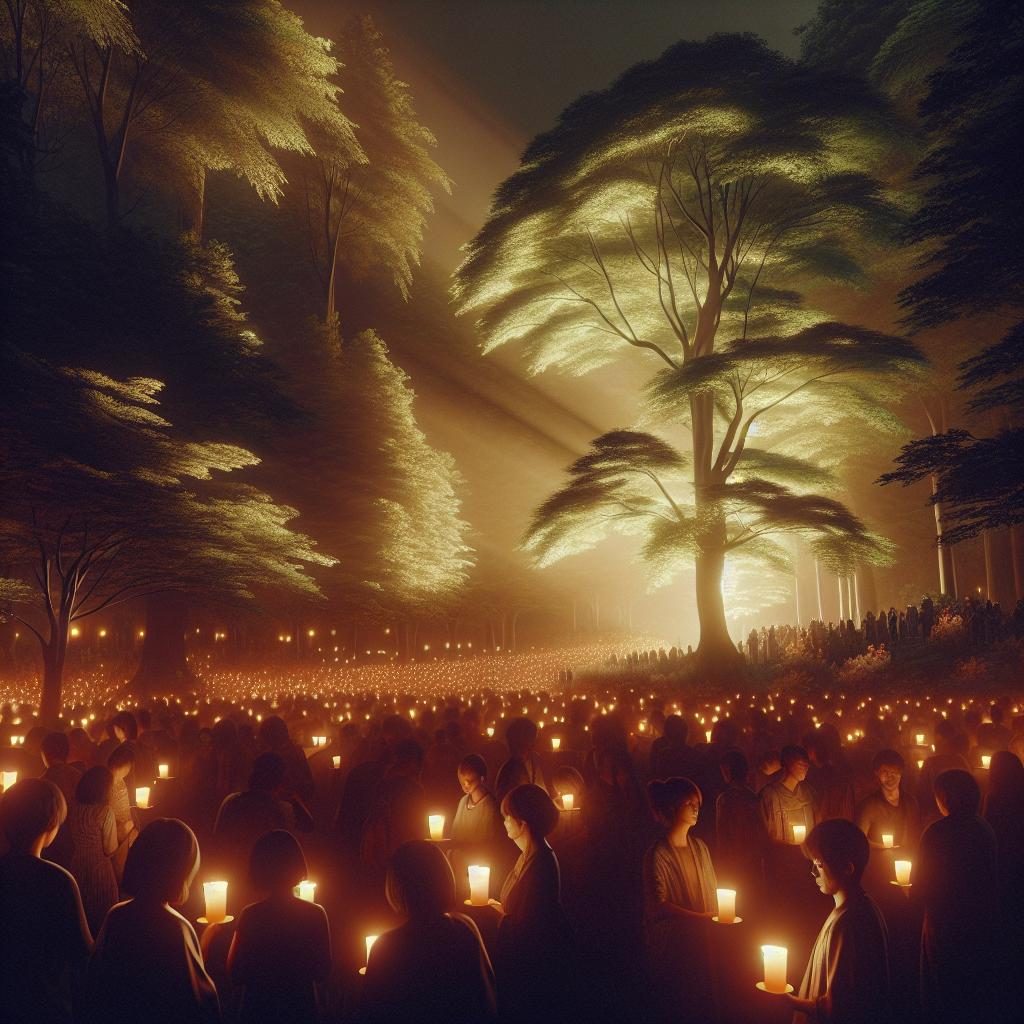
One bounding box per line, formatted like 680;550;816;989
715;748;766;892
360;739;427;873
494;718;547;803
758;818;890;1023
257;716;314;803
362;840;497;1024
227;829;331;1023
492;783;571;1022
68;766;120;936
649;715;694;779
918;769;999;1024
106;742;138;880
40;731;81;868
0;778;93;1024
85;817;219;1024
856;749;919;852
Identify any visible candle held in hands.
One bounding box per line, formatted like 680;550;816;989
762;945;788;993
468;865;490;906
203;881;228;923
158;764;169;779
359;934;379;974
716;888;736;924
135;786;151;809
894;860;912;886
296;881;316;902
428;814;444;841
561;792;574;811
792;823;806;844
882;833;894;849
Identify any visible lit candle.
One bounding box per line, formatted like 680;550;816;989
468;865;490;906
762;945;788;993
313;735;326;747
486;726;495;738
561;792;574;811
792;823;806;844
551;736;561;751
915;733;925;745
295;881;317;903
332;755;341;769
11;735;23;746
917;759;924;770
158;764;170;779
135;786;151;809
716;888;736;924
203;880;228;923
894;859;912;886
0;770;17;791
882;833;894;849
359;934;379;974
981;754;991;769
705;729;713;744
428;814;445;841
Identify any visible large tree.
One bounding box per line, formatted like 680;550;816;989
0;343;331;718
454;34;922;663
881;0;1024;597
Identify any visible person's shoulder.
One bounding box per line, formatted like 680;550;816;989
444;912;487;948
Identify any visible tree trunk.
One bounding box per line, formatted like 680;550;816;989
983;529;995;601
511;610;521;652
180;169;206;241
814;559;824;620
130;593;194;694
693;536;739;665
837;576;845;621
1011;525;1024;601
853;573;862;625
846;577;854;624
950;544;960;598
40;640;67;723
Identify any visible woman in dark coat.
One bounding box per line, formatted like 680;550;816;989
492;784;572;1023
918;770;999;1024
362;840;496;1024
85;818;219;1024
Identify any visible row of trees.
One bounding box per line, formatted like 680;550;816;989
456;0;1023;663
1;2;471;713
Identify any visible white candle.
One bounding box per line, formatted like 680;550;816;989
10;735;23;746
882;833;894;849
158;764;170;779
468;865;490;906
313;736;326;748
332;755;341;769
705;729;713;744
203;880;228;923
135;786;151;809
915;733;925;745
762;945;788;993
0;770;17;791
792;823;806;844
716;888;736;924
486;726;495;738
917;759;924;770
428;814;445;841
296;881;316;903
894;859;912;886
551;736;561;751
981;754;991;769
360;933;378;973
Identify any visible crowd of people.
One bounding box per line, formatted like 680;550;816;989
1;683;1023;1023
607;595;1024;673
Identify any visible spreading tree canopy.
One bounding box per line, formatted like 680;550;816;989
454;33;923;662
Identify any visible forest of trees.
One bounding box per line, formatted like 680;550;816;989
1;0;1021;706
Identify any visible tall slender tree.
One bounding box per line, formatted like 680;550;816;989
455;34;923;663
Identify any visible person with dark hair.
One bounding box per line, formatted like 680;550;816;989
214;753;314;878
649;715;695;780
85;818;219;1024
758;818;890;1023
643;777;718;1022
0;778;93;1024
106;742;138;880
916;720;970;825
494;718;547;803
715;748;766;893
452;754;503;847
856;749;919;851
69;766;120;935
760;745;816;845
492;783;571;1021
227;830;331;1023
257;716;314;803
918;769;999;1024
360;739;427;873
41;730;81;868
362;840;497;1024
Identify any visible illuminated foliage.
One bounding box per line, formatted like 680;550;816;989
455;33;923;658
290;14;449;325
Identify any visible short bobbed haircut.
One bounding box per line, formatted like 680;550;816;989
505;717;538;751
249;829;308;891
76;765;114;807
501;783;559;838
648;776;702;823
934;769;981;816
781;745;810;771
248;752;286;791
458;754;487;779
0;778;66;848
871;749;905;773
386;840;455;919
107;742;136;772
41;731;70;762
720;748;749;782
805;819;870;884
123;818;199;905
